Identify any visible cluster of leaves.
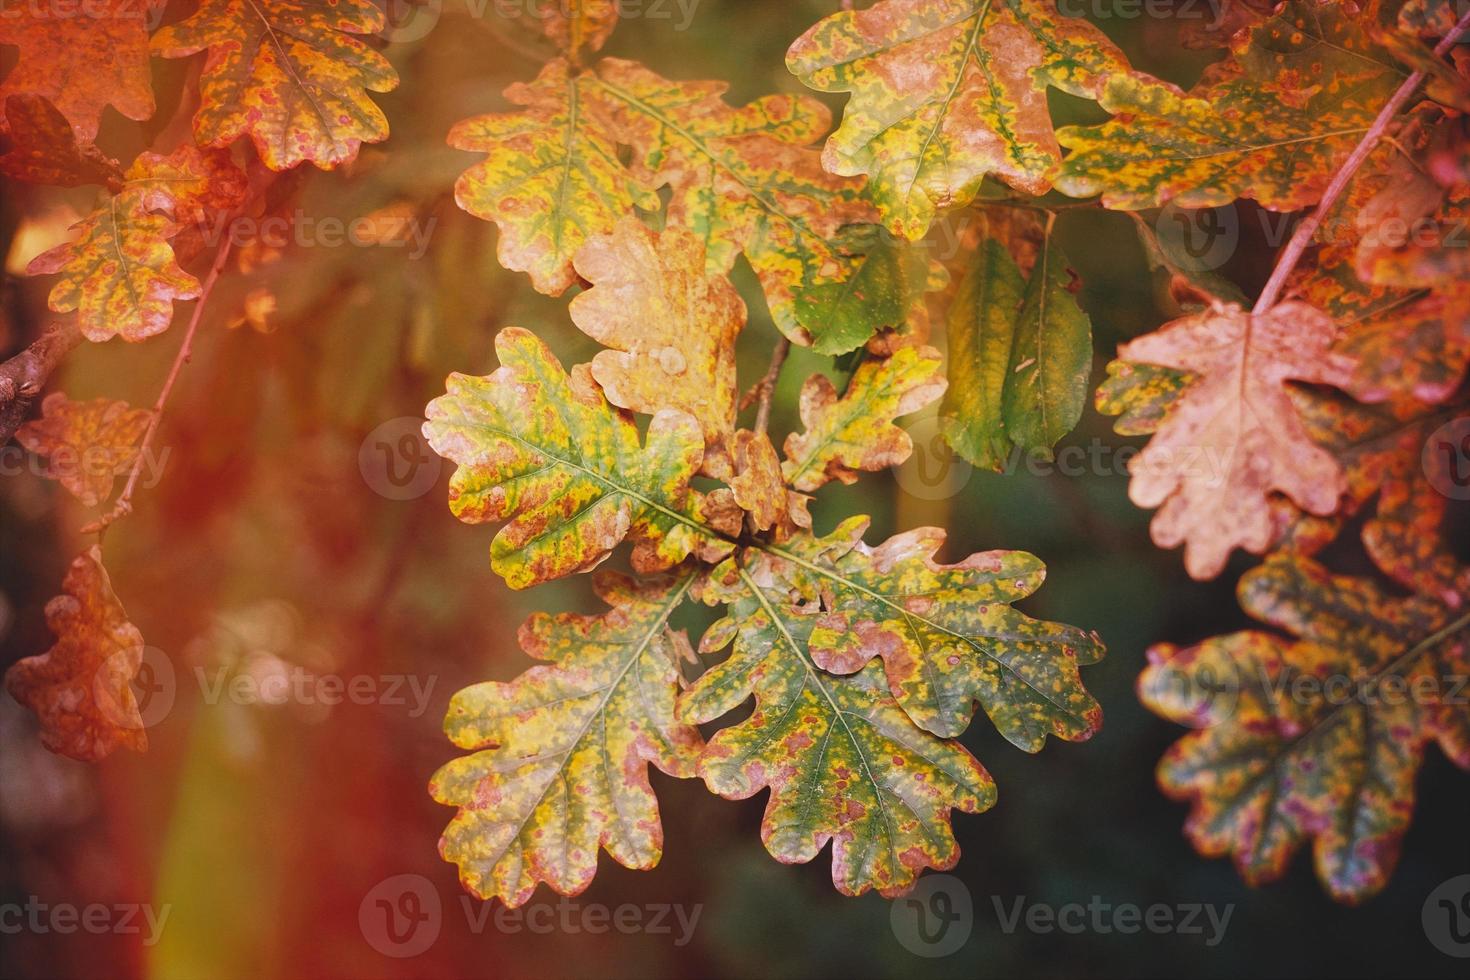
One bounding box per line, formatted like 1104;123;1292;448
3;0;1467;915
423;3;1111;902
2;0;399;756
1091;1;1470;902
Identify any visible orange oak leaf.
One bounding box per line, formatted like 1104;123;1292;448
26;145;247;341
0;0;154;140
15;393;152;507
1117;302;1357;579
151;0;399;170
568;220;746;456
0;94;123;188
3;547;148;762
518;0;618;60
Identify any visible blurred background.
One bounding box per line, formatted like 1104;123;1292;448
1;2;1467;977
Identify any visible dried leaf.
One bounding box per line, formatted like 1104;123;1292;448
15;393;151;507
569;220;746;455
151;0;399;170
0;94;123;188
1115;301;1356;579
787;0;1129;238
3;547;147;762
0;0;153;140
432;571;701;906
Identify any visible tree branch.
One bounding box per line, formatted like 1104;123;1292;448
749;337;790;436
1254;8;1470;314
84;233;235;534
0;320;81;444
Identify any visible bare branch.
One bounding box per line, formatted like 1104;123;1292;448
0;320;81;444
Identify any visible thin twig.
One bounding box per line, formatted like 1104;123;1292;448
85;233;235;534
750;337;790;436
0;320;81;443
1254;8;1470;314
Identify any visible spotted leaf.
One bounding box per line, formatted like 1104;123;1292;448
1139;555;1470;903
0;0;153;140
787;0;1130;239
15;393;151;507
1057;2;1404;210
151;0;399;170
422;328;732;589
3;547;147;762
431;571;702;906
782;345;946;492
757;517;1104;742
677;561;996;898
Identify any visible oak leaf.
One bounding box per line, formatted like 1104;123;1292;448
759;517;1104;742
782;345;945;492
432;571;702;906
941;234;1092;470
677;560;995;897
1057;2;1404;210
1114;301;1357;579
151;0;399;170
0;0;153;140
569;220;746;456
787;0;1130;239
422;328;732;589
3;547;148;762
15;393;151;507
0;95;123;188
1139;555;1470;902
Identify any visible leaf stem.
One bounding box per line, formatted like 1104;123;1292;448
751;337;790;436
1253;8;1470;314
86;232;235;534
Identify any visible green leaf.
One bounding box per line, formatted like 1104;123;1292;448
432;571;702;905
794;225;946;356
760;518;1104;742
678;562;996;898
941;235;1092;470
423;328;732;589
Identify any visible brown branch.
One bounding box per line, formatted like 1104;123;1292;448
1254;8;1470;314
749;337;791;436
0;320;81;444
84;233;235;534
